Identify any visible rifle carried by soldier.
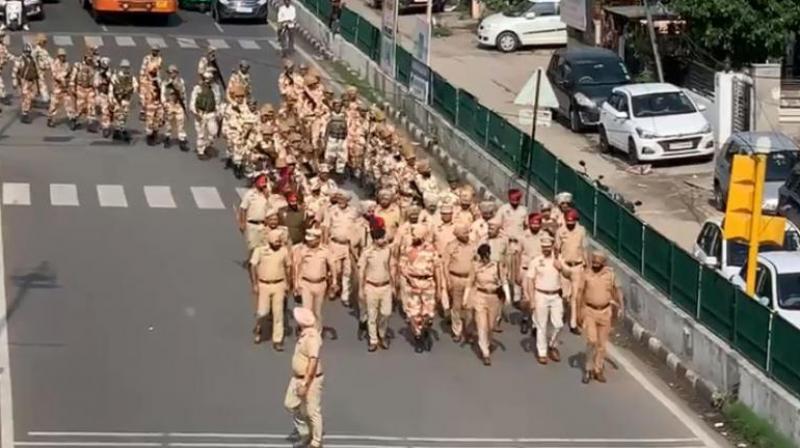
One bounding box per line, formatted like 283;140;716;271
210;59;226;90
166;80;186;112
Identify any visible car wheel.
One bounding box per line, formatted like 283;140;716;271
598;126;611;153
569;107;583;132
496;31;519;53
713;181;726;211
627;138;640;165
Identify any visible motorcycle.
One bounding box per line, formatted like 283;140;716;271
1;0;26;31
578;160;642;213
278;20;295;58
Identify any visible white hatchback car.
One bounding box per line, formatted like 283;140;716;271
476;0;566;53
598;83;715;164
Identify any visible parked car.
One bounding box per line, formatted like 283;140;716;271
598;83;714;164
778;164;800;228
368;0;448;13
180;0;211;12
0;0;43;20
713;131;800;212
545;47;630;132
211;0;267;22
731;251;800;330
693;217;800;280
476;0;566;53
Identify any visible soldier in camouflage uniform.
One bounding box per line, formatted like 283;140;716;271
70;52;97;132
109;59;137;142
227;60;251;103
346;102;368;181
278;60;296;102
142;66;164;146
324;99;348;175
138;46;162;121
0;30;11;106
12;45;39;123
94;57;113;137
32;34;51;104
162;65;189;151
48;48;75;128
190;71;220;160
196;47;216;79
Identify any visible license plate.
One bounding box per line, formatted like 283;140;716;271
670;141;694;150
236;6;252;12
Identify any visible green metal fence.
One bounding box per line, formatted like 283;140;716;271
303;0;800;400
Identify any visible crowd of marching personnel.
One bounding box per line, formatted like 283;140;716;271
0;31;625;381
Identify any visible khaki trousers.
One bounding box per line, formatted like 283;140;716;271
284;375;324;447
245;223;265;251
533;291;563;358
329;241;351;304
257;280;287;343
582;305;612;373
447;275;469;337
473;292;501;358
300;279;328;330
365;283;392;345
561;262;585;328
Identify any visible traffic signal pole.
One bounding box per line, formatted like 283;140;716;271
745;154;767;295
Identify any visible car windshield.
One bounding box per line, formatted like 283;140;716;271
727;232;800;267
502;1;532;17
765;151;800;182
571;60;629;85
631;92;696;118
777;273;800;310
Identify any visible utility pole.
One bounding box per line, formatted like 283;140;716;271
643;0;664;82
425;0;433;65
523;68;542;207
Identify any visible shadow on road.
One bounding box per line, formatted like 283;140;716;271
2;261;60;332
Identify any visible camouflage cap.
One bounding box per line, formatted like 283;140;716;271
36;33;47;44
56;48;67;56
120;59;131;68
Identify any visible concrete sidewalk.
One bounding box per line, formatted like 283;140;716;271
345;0;720;249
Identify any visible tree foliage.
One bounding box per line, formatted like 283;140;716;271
669;0;800;67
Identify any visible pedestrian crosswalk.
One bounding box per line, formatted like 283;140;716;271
2;182;249;210
12;34;268;51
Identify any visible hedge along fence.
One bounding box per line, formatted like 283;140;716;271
304;0;800;399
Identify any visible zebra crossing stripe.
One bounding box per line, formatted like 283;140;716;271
236;188;248;199
191;187;225;209
84;36;104;48
238;39;260;50
115;36;136;47
207;38;228;50
2;183;30;206
176;37;198;49
97;185;128;208
49;184;80;207
53;35;73;47
144;186;176;209
145;37;167;49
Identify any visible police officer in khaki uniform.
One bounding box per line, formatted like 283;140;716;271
358;227;396;351
553;191;573;229
524;235;563;365
375;189;401;240
443;224;475;343
516;213;545;333
433;204;456;256
579;251;623;383
293;228;337;330
497;189;528;304
470;201;496;244
323;191;357;306
279;192;309;246
486;219;510;331
539;201;559;236
285;307;324;448
237;175;270;260
465;243;509;365
250;229;293;351
556;208;588;334
454;189;476;228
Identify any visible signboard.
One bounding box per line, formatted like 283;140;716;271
380;0;399;74
560;0;587;31
409;58;431;103
518;108;552;127
413;14;431;65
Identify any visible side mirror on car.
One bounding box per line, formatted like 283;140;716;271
524;11;536;19
697;104;708;112
703;256;719;267
757;296;770;307
614;110;628;120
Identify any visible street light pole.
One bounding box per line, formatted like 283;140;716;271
643;0;664;82
524;68;542;207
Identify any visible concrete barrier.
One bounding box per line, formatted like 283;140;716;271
290;4;800;444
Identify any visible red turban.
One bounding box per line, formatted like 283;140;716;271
565;208;579;222
528;213;542;225
508;188;523;202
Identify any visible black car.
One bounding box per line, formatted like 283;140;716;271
545;47;631;132
211;0;267;22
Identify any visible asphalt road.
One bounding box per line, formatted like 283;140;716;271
0;4;728;448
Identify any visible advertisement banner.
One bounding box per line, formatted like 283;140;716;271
409;58;430;103
380;0;399;74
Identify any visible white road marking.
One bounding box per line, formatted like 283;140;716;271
17;443;160;447
177;37;199;49
214;22;225;33
84;36;104;48
266;39;280;50
238;39;260;50
145;37;167;49
191;187;225;209
0;177;17;448
2;183;30;206
96;185;128;208
49;184;79;207
53;36;73;47
207;39;228;50
100;25;109;32
143;186;176;209
28;433;163;438
607;345;720;448
115;36;136;47
235;188;248;199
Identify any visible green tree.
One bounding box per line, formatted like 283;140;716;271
670;0;800;67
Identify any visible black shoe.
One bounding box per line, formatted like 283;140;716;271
357;321;367;341
368;343;377;352
179;139;190;152
112;130;122;141
482;356;491;366
163;138;172;149
146;133;156;146
87;122;98;133
520;318;530;335
198;153;211;161
102;127;111;138
234;165;244;179
582;371;592;384
47;119;55;128
122;130;131;142
224;158;233;170
414;336;424;353
69;118;78;130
